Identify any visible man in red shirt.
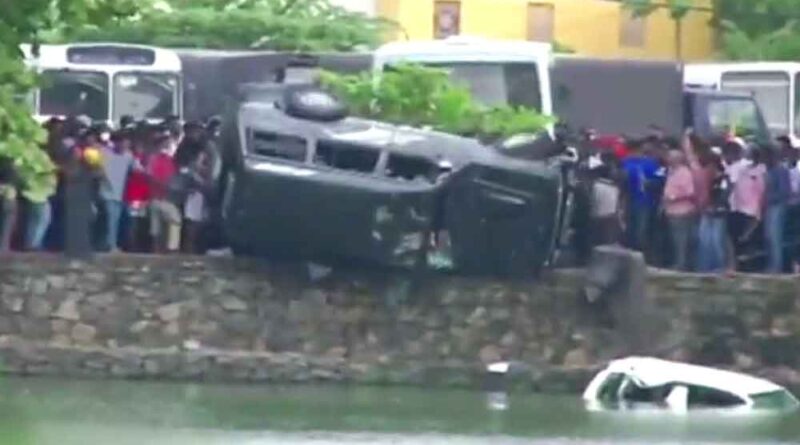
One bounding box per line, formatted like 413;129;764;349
123;130;151;252
592;135;631;160
147;135;182;253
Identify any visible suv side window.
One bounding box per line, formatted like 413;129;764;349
250;130;307;163
687;385;746;408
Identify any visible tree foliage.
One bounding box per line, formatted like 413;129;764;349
1;0;390;186
622;0;696;59
721;20;800;60
0;50;52;184
715;0;798;38
47;0;393;51
622;0;693;20
0;0;132;186
623;0;800;60
715;0;800;60
320;64;553;142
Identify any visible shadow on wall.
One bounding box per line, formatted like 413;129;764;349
581;245;675;357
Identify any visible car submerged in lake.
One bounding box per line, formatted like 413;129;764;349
218;85;572;276
583;357;800;413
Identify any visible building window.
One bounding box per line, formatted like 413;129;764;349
620;9;646;47
434;1;461;39
527;3;554;43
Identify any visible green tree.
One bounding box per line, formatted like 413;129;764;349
0;1;150;185
622;0;694;59
320;64;553;142
714;0;800;60
721;20;800;60
0;0;388;186
714;0;798;38
48;0;394;51
623;0;800;60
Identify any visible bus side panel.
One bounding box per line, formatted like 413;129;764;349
551;58;683;137
179;52;291;121
315;54;374;75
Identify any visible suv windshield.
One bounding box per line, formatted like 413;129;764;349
707;98;769;142
425;62;541;110
40;70;109;121
113;72;180;121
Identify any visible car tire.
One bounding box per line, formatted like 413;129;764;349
283;86;348;122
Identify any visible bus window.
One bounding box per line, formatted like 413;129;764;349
707;98;768;142
113;72;180;122
721;72;790;137
425;62;541;110
795;73;800;139
40;70;109;121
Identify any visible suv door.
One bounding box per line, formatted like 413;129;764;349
442;164;563;276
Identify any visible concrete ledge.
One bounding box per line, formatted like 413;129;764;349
0;337;602;392
0;253;798;394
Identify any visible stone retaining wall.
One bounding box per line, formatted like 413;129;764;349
0;254;798;392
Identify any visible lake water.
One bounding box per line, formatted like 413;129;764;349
1;377;799;445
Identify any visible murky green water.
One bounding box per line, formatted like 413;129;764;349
1;377;799;444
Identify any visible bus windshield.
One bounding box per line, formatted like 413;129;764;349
707;98;769;142
424;62;541;110
721;72;790;137
113;72;180;122
40;70;109;121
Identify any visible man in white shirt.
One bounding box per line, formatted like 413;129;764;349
589;164;621;247
722;141;751;187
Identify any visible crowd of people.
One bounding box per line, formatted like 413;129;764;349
2;113;799;274
581;127;800;274
0;114;221;257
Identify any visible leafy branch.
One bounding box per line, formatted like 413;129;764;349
47;0;395;52
720;19;800;60
320;64;553;142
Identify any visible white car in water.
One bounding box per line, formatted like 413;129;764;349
583;357;799;413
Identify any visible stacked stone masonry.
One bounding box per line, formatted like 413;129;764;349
0;254;798;393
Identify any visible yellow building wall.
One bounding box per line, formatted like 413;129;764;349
377;0;715;61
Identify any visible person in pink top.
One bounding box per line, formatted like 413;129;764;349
731;149;766;247
663;149;698;271
682;130;728;272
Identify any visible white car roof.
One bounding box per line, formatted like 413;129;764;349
374;36;551;64
604;357;783;396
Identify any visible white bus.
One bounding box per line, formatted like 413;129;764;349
22;43;183;126
685;63;800;143
372;37;770;144
373;36;554;116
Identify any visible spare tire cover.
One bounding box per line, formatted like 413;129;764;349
283;86;348;122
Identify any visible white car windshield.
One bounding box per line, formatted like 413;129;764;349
750;390;800;410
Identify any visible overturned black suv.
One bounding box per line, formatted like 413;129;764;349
218;85;572;276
